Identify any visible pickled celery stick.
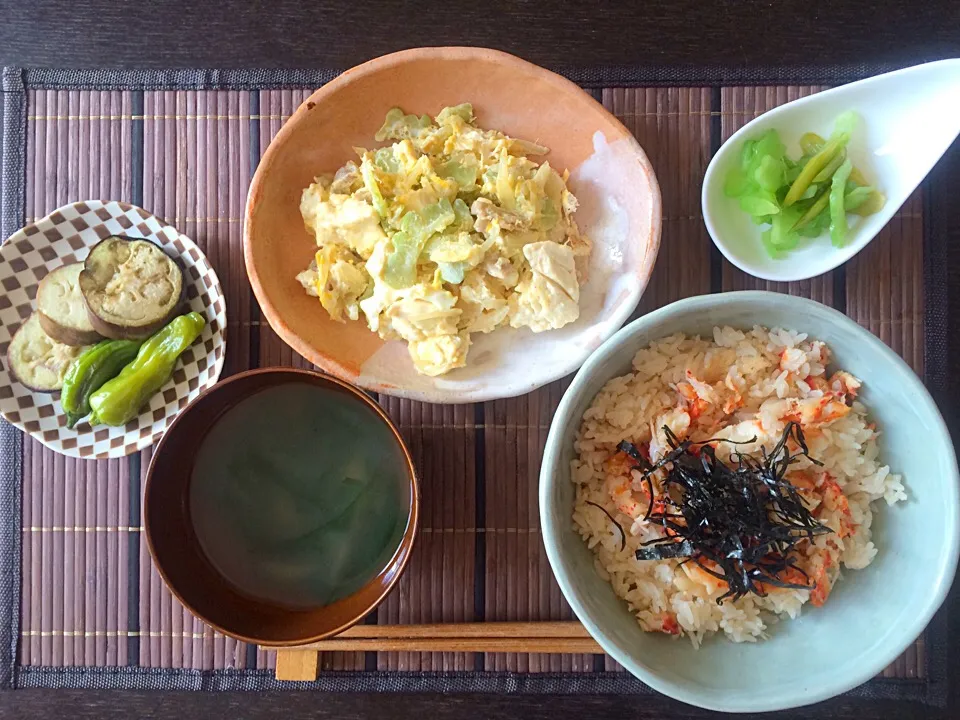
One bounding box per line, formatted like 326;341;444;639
725;168;749;197
799;132;826;155
798;211;831;237
752;130;785;163
792;191;830;231
843;186;874;212
812;149;848;184
829;159;854;247
802;131;871;186
739;195;780;216
849;189;886;216
761;229;785;259
754;155;784;191
770;205;802;248
783;133;849;207
849;165;870;187
832;111;859;138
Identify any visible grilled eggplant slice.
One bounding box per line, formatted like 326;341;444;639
79;236;184;340
7;313;90;392
37;263;103;346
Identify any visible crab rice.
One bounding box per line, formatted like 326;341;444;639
571;325;906;646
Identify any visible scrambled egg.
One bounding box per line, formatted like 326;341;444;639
297;103;590;376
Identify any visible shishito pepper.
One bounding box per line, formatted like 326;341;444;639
88;312;206;427
61;339;143;428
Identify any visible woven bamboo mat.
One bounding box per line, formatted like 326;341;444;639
0;70;946;700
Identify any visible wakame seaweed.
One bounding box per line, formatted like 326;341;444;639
628;422;832;603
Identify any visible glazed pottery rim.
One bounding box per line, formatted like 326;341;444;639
539;290;960;712
143;366;420;647
243;45;662;403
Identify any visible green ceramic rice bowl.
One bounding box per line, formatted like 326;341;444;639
539;291;958;712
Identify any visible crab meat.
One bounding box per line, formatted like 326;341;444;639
829;370;861;400
820;475;855;538
660;613;681;635
681;560;727;596
768;394;851;427
684;370;720;404
809;564;832;607
649;408;691;460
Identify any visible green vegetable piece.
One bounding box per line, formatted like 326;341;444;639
784;163;804;184
754;155;784;192
452;198;474;231
88;312;206;427
849;189;886;216
739;138;757;164
436;104;474;124
791;190;830;231
849;165;870;187
752;130;785;164
360;160;389;218
783;133;849;207
769;205;802;249
832;111;859;139
843;186;874;212
61;339;143;428
373;147;400;174
438;262;466;284
724;168;750;197
374;107;432;142
760;229;785;259
812;148;847;184
419;198;456;237
384;199;456;289
829;158;854;247
383;229;419;289
739;195;780;217
437;158;478;188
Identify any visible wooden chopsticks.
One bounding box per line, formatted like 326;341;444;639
269;622;603;679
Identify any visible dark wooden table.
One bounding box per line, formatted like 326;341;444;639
2;1;959;718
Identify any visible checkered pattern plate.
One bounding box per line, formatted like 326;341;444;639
0;200;227;459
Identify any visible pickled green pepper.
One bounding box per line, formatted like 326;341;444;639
61;339;143;428
88;312;206;427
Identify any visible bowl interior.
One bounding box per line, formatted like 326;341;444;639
245;47;660;402
540;292;959;712
144;368;418;646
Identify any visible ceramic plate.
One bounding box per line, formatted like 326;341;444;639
245;47;661;403
0;201;227;459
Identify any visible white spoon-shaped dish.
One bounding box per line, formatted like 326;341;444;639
703;59;960;282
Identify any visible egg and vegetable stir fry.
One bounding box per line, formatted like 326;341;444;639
296;103;590;376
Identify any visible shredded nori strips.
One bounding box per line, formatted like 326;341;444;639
627;422;832;603
586;501;626;551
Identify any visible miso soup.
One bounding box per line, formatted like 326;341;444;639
189;382;410;609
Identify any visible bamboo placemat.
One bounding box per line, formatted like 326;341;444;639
0;68;949;704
